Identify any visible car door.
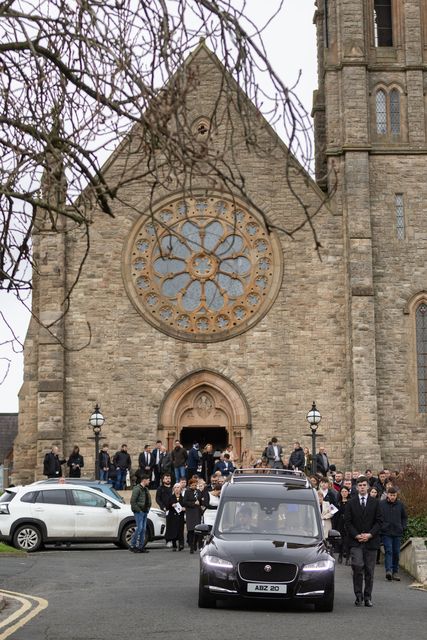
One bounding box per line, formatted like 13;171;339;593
72;489;119;538
30;489;76;538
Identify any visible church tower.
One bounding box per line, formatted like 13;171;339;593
13;122;67;483
314;1;427;466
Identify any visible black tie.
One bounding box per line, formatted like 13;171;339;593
361;497;366;508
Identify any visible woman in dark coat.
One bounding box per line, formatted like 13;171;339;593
67;446;84;478
336;486;350;564
201;444;215;483
165;484;186;550
183;477;203;553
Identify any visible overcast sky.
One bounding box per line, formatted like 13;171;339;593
0;1;317;413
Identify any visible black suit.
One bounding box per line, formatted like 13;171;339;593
151;448;165;488
138;451;154;477
344;495;383;601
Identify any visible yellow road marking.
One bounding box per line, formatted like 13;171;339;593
0;590;48;640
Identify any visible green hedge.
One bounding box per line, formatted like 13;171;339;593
402;515;427;544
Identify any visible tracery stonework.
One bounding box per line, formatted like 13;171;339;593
124;193;283;342
196;393;213;417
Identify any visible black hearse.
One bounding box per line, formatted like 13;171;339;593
195;469;339;611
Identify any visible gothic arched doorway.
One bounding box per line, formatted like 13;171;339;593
158;370;251;460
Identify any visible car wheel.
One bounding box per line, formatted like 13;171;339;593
120;522;136;548
198;582;217;609
314;589;334;612
13;524;42;552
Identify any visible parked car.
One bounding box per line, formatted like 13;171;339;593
31;478;126;503
195;469;340;611
0;483;166;552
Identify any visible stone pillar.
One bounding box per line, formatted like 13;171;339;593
344;153;382;469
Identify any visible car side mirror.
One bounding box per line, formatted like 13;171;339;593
195;523;212;536
105;501;113;510
328;529;341;540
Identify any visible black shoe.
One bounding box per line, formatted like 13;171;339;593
190;548;194;554
392;573;401;581
386;571;392;581
129;547;136;552
364;599;373;607
354;598;364;607
178;545;184;551
140;548;149;553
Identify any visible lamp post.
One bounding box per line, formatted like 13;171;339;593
305;401;322;475
89;403;105;480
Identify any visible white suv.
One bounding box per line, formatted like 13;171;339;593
0;484;166;552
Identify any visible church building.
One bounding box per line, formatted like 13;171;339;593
12;1;427;482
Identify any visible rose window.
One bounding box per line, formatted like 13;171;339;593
124;194;283;341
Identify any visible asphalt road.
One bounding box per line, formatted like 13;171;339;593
0;541;426;640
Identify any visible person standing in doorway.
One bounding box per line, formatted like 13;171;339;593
344;475;383;607
201;443;215;482
171;440;188;482
187;443;202;480
129;474;151;553
380;487;407;581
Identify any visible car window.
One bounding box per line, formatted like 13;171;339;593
36;490;69;505
72;490;107;508
217;499;320;537
0;491;16;503
20;491;39;503
103;486;125;503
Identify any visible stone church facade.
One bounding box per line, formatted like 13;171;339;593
12;1;427;483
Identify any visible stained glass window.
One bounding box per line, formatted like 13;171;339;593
376;90;387;135
416;303;427;413
124;195;282;341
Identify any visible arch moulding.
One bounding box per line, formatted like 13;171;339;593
158;370;251;457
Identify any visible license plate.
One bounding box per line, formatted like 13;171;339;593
247;583;287;594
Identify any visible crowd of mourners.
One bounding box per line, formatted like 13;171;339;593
44;436;410;603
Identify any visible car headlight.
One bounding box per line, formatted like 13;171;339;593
151;509;166;519
0;504;10;514
302;559;335;572
202;555;234;569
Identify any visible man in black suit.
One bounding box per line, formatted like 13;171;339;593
315;446;330;476
151;440;164;489
138;445;154;482
344;475;383;607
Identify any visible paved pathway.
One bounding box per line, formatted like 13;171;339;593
0;544;425;639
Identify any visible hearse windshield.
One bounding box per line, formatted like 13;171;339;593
216;498;321;538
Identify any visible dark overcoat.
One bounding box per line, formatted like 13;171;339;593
183;488;203;531
165;494;185;541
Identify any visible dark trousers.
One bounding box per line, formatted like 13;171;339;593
382;535;401;574
350;546;377;600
